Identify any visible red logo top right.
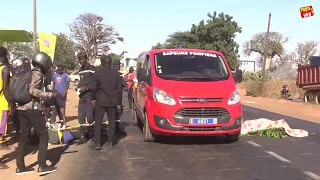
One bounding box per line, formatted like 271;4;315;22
300;5;314;18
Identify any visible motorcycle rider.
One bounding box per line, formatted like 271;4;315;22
15;52;58;175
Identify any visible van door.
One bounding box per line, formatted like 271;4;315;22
140;54;152;113
136;53;146;114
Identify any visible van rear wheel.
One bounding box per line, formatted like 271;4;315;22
143;112;156;142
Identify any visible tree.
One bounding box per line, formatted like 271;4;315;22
294;40;319;65
243;32;289;67
53;33;77;70
152;12;242;70
107;52;121;65
5;31;33;63
7;42;33;63
152;42;164;49
107;53;121;61
68;13;124;64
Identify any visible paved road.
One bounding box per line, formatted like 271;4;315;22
44;96;320;180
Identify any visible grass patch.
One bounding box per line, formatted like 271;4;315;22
245;128;287;138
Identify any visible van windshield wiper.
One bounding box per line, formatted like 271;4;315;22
173;76;223;81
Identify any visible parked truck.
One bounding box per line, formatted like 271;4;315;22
296;56;320;103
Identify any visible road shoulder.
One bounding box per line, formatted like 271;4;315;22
239;88;320;124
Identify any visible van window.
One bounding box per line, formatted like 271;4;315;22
145;55;151;76
145;55;152;85
154;52;229;81
136;53;146;78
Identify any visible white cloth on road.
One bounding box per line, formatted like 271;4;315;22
241;118;308;137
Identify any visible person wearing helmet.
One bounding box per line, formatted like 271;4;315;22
15;52;58;175
90;55;123;150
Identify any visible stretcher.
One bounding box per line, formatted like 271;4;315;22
47;121;109;145
64;121;109;131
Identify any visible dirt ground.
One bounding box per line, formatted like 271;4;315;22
238;88;320;124
1;85;319;179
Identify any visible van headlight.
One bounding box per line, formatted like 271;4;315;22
227;89;240;105
153;88;176;106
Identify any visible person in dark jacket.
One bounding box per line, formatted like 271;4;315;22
15;52;58;175
76;52;97;145
90;55;122;150
112;60;126;132
22;58;31;70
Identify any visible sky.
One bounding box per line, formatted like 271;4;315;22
1;0;319;60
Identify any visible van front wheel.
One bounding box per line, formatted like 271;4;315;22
226;132;240;143
143;112;156;142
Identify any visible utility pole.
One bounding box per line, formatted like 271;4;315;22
33;0;37;53
262;13;271;71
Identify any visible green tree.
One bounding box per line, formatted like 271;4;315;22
152;12;242;70
107;53;121;61
5;31;34;63
68;13;124;64
7;42;33;62
54;33;77;70
243;32;289;67
107;52;121;65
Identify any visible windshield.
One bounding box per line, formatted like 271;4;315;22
154;51;229;81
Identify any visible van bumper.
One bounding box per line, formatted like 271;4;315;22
146;102;243;136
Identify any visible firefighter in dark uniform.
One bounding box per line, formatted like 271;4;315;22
112;60;126;132
90;55;123;150
76;52;97;145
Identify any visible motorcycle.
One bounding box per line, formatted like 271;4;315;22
280;85;290;99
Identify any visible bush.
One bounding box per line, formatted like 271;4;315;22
244;80;264;97
243;70;269;81
243;80;304;99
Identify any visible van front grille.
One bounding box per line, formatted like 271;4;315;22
175;108;229;117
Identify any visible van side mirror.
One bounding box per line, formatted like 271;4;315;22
233;69;242;83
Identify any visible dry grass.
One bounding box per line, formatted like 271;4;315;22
238;80;305;99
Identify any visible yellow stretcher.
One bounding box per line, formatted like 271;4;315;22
48;121;109;145
64;121;109;131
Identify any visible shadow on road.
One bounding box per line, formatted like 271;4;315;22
135;121;237;145
90;121;130;147
0;143;72;171
156;135;239;145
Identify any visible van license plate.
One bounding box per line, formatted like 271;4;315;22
189;118;217;124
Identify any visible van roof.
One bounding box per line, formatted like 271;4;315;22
141;48;223;55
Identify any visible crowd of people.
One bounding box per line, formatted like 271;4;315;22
0;47;136;175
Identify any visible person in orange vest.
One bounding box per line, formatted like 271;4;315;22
126;67;135;109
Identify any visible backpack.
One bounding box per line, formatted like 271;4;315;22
11;69;33;106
